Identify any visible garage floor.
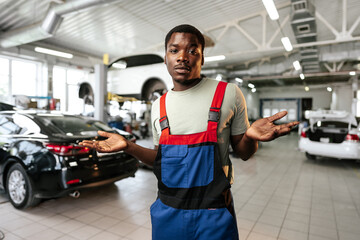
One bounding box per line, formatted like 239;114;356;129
1;133;360;240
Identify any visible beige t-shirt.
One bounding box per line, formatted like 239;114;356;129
151;77;250;183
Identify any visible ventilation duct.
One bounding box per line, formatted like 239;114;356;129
290;0;320;73
0;0;120;48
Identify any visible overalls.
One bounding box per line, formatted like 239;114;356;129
151;81;239;240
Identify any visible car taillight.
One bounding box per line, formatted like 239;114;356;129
46;143;90;156
345;134;359;142
301;130;307;138
66;179;81;185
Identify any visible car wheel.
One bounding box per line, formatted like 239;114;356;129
143;80;166;101
6;163;40;209
305;152;316;160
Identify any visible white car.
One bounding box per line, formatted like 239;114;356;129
78;54;173;103
298;110;360;160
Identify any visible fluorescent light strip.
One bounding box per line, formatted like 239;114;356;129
281;37;293;52
248;83;255;89
35;47;73;59
204;55;226;62
262;0;279;20
293;60;301;71
349;71;356;76
300;73;305;80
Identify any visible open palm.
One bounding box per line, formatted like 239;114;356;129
80;131;128;152
246;111;299;142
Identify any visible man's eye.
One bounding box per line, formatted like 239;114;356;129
169;49;177;53
189;50;197;54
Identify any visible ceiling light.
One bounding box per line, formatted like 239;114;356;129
216;74;222;81
262;0;279;20
281;37;293;52
248;83;255;88
204;55;226;62
300;73;305;80
327;87;332;92
349;71;356;76
34;47;73;59
235;77;243;83
251;88;257;93
305;86;309;91
293;60;301;71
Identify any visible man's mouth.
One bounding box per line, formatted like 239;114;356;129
174;65;191;74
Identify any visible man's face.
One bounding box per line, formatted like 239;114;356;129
165;32;204;86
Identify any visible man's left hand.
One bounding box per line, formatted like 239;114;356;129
245;111;299;142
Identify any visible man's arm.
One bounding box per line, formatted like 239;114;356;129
230;134;258;160
230;111;299;160
80;131;158;166
126;141;158;166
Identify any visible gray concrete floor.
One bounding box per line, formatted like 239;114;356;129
1;133;360;240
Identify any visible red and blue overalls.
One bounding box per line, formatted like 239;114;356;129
151;81;239;240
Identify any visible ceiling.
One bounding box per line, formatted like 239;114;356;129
0;0;359;89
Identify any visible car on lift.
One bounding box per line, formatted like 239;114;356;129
298;110;360;161
78;53;173;106
0;111;138;209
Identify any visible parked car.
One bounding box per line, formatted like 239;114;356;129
78;53;173;105
0;111;138;209
298;110;360;160
0;102;16;111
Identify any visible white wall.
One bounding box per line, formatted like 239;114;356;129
258;87;332;110
240;87;260;119
331;85;353;113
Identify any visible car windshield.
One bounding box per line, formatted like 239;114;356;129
36;115;100;136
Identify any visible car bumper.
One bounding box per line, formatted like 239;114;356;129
299;138;360;159
33;157;139;198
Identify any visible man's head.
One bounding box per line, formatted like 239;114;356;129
165;24;205;53
164;24;205;90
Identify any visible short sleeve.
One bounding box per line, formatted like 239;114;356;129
230;84;250;135
151;98;161;146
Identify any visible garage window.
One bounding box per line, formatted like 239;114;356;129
12;60;39;96
0;56;43;103
53;66;89;114
0;58;9;102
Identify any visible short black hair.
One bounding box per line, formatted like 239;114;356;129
165;24;205;52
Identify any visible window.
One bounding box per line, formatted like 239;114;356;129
0;58;9;102
12;60;39;96
0;115;20;135
12;113;40;135
0;56;43;103
53;66;89;113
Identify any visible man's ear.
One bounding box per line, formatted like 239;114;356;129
201;54;204;65
164;55;167;65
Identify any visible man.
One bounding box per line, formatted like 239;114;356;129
80;24;298;240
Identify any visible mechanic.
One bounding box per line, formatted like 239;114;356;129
80;24;299;240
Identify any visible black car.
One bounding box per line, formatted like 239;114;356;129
0;111;139;209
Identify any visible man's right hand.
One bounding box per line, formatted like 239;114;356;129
79;130;128;153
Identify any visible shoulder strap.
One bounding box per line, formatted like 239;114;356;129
207;81;227;132
159;93;170;136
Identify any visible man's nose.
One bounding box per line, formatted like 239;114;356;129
177;51;189;62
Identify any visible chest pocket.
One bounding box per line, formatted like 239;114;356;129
161;144;214;188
